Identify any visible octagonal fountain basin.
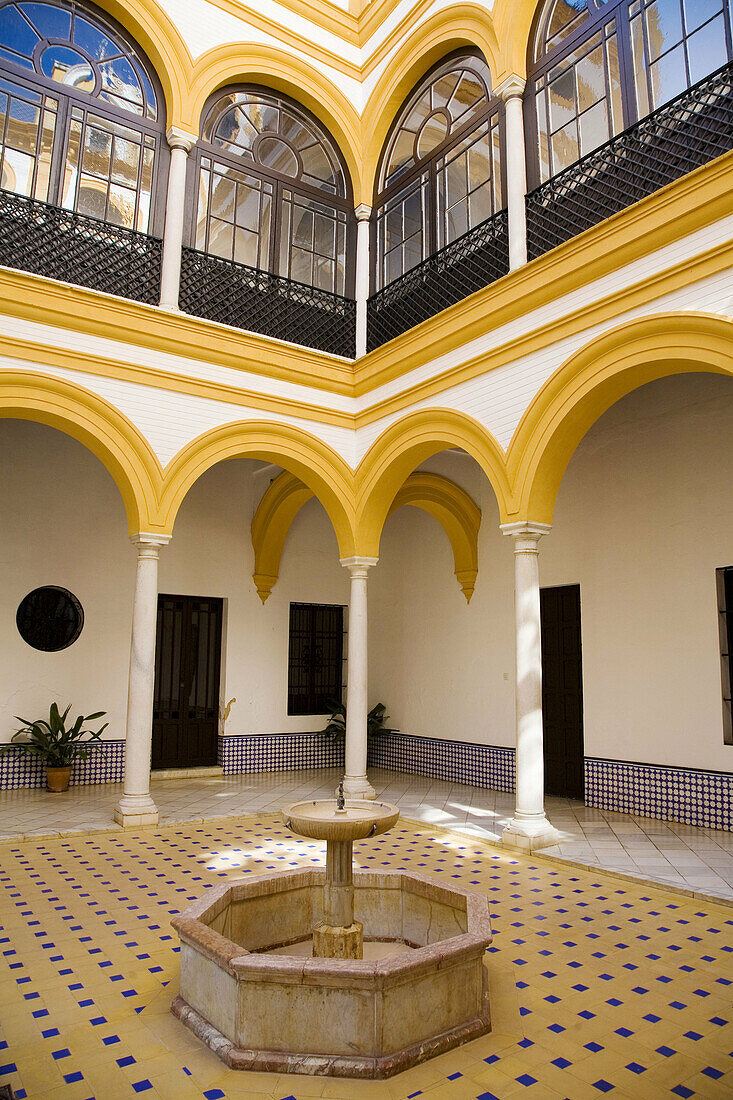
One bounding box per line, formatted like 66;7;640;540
171;867;492;1078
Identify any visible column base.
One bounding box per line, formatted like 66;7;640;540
502;814;560;853
339;775;376;800
114;793;159;828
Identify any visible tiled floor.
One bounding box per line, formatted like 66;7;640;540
1;813;732;1099
1;768;733;902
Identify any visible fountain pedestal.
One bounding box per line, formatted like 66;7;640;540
314;838;363;957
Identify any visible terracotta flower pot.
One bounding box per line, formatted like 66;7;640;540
46;766;72;792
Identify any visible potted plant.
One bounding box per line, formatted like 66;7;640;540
3;703;108;792
320;700;397;741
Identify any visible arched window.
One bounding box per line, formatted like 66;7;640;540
529;0;733;185
0;0;164;231
194;89;353;297
374;53;504;290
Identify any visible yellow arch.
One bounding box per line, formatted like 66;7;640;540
355;408;510;556
251;469;481;603
0;369;163;534
508;313;733;524
159;419;356;554
492;0;544;83
362;6;502;205
94;0;192;130
183;44;363;201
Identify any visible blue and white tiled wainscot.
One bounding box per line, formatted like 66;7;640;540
218;732;344;774
367;732;516;793
585;757;733;831
0;740;125;789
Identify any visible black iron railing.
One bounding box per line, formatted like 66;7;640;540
366;209;509;351
527;60;733;261
179;247;356;357
0;189;162;303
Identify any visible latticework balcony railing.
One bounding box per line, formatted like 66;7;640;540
179;247;356;357
527;60;733;261
0;189;162;303
366;209;509;351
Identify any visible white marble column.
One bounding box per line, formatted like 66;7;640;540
159;127;197;311
114;533;170;827
496;76;528;271
340;556;378;798
354;204;371;358
500;521;558;851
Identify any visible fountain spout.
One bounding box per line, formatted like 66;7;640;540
336;781;346;813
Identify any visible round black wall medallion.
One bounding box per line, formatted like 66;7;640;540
16;587;84;652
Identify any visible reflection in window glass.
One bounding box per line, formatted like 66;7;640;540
0;0;161;231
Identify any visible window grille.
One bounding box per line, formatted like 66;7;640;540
716;567;733;745
288;603;344;716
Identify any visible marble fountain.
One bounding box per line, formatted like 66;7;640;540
171;786;492;1078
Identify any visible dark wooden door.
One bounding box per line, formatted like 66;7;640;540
152;594;223;769
540;584;585;799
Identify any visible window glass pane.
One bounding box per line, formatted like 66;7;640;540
60;113;80;207
6;93;38;153
445;197;468;240
208;217;233;259
549;67;576;131
431;71;459;110
210;172;235;221
233;226;258;267
19;2;71;40
72;16;119;61
403;187;422;238
631;11;651;116
195;166;209;250
2;145;33;191
98;56;144;115
649;41;687;105
686;13;727;82
39;44;94;90
416;111;447;159
402;232;422;272
33;100;55;200
110;134;139;186
0;4;41;57
386;128;414;183
290;245;312;284
551;117;579;169
644;0;684;62
535;89;551;182
469;179;493;225
545;0;589;56
683;0;723;32
235;180;260;233
445;149;467;207
578;97;608;154
606;32;624;133
449;72;485;122
314;210;335;256
575;42;605;112
107;179;135;226
136;142;153;231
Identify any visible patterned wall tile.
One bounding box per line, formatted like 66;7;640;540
367;732;516;792
0;741;125;790
218;732;345;774
585;757;733;831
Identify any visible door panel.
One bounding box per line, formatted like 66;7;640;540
540;584;585;799
152;594;223;769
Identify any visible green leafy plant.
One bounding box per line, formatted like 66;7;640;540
2;703;108;768
320;700;397;741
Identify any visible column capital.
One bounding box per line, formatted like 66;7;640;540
131;532;171;556
166;126;198;152
354;203;372;222
494;74;526;102
340;555;378;577
500;521;551;550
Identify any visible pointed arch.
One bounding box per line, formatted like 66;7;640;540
355;408;510;556
0;369;163;533
183;43;362;201
507;313;733;524
159;420;356;556
252;469;481;603
362;5;502;204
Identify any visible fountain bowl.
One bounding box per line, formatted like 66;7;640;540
283;798;399;840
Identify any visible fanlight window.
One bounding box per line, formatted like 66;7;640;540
0;0;162;230
375;54;504;290
195;90;352;296
529;0;733;184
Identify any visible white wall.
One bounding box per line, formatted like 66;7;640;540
0;421;134;741
369;374;733;775
0;427;349;745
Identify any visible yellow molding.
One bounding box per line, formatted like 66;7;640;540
506;312;733;524
0;333;354;430
159;419;357;551
252;469;481;602
355;149;733;393
0;269;355;395
0;369;163;534
354;407;511;553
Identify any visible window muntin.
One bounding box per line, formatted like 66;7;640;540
196;89;352;296
0;0;162;231
530;0;733;184
375;53;504;290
